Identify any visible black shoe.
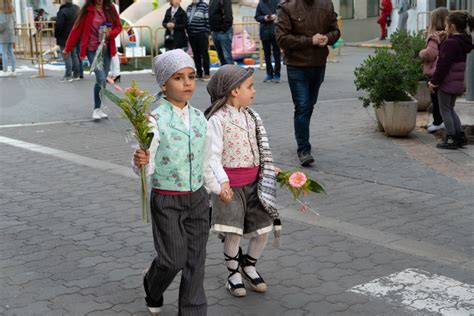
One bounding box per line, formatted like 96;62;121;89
455;131;468;148
298;152;315;166
143;270;163;315
113;75;121;83
240;254;267;293
436;135;458;150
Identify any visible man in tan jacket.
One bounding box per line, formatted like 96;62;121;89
276;0;340;166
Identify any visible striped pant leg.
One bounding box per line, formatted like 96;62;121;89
178;187;209;316
145;191;188;303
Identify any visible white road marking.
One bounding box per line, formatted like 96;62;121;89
0;119;92;129
349;268;474;315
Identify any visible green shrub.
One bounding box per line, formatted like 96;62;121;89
390;29;427;81
354;48;419;108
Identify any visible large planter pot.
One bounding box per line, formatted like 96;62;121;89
375;99;418;137
414;81;431;111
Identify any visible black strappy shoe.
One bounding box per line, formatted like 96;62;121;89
241;254;267;293
224;249;246;297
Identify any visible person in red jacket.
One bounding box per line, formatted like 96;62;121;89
64;0;122;120
377;0;392;40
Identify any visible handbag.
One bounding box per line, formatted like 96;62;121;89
386;15;392;27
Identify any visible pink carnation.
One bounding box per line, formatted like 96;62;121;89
288;171;307;188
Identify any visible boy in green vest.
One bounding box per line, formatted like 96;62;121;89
133;49;221;316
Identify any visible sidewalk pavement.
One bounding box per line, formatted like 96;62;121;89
0;47;473;315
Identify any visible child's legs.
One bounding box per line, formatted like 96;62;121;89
438;90;460;135
178;187;209;316
247;233;269;260
146;192;189;304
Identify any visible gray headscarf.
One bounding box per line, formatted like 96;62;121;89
205;65;254;119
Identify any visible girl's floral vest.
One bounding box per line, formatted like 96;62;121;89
214;106;260;168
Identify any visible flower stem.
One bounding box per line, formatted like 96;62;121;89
140;166;149;223
295;198;320;216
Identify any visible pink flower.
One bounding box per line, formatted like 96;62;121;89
288;171;307;188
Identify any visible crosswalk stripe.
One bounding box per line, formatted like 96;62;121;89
349;268;474;315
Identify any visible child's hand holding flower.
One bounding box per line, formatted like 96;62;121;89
134;149;150;167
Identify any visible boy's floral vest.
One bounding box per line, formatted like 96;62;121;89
151;100;207;191
214;106;260;167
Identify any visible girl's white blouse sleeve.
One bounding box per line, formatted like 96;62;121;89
207;115;229;185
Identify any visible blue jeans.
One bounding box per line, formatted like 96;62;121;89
287;65;326;155
211;28;233;65
1;43;16;72
86;48;111;109
60;45;79;78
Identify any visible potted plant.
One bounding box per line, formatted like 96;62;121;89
354;48;419;137
390;29;431;111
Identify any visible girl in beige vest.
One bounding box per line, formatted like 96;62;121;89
205;64;280;297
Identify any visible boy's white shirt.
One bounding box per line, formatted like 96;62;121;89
132;103;221;195
206;105;254;193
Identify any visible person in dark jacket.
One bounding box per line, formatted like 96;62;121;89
186;0;210;80
429;12;474;149
55;0;79;82
209;0;233;65
276;0;340;166
162;0;188;51
255;0;280;83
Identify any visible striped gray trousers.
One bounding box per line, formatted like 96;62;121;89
145;186;209;316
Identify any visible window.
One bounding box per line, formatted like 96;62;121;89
340;0;354;19
367;0;380;17
435;0;468;10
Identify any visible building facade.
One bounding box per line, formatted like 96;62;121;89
333;0;472;42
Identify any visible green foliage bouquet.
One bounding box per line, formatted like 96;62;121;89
104;80;155;223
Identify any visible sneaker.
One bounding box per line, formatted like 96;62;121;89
263;75;273;82
379;36;386;40
143;269;162;316
202;75;211;82
427;122;445;133
298;152;315;166
92;109;102;120
60;76;73;83
97;108;108;119
273;74;281;83
72;76;80;81
8;71;17;77
0;71;10;77
436;135;458;150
